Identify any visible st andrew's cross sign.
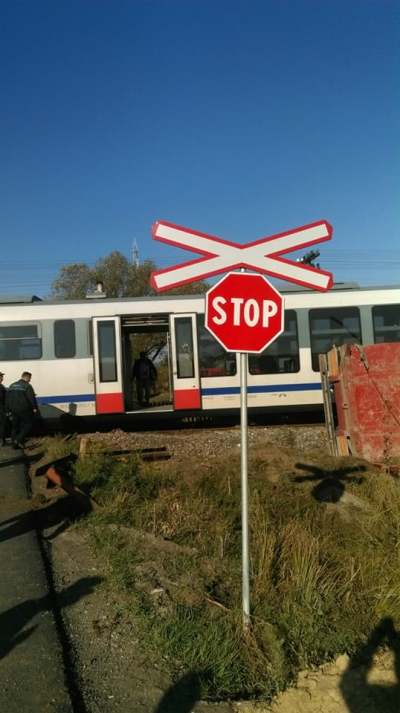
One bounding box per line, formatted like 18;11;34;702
150;219;333;292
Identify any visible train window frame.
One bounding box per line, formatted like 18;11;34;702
0;322;42;361
309;306;362;372
54;319;76;358
97;320;118;383
88;320;94;357
248;309;300;375
372;304;400;344
175;317;195;379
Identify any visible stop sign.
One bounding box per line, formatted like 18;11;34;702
205;272;284;353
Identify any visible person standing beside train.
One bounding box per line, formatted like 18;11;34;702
0;371;8;446
6;371;38;449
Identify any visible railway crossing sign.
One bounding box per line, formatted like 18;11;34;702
205;272;284;353
150;219;333;291
149;217;334;629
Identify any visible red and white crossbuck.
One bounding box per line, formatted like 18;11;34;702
150;220;333;292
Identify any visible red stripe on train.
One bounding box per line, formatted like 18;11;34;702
96;392;124;414
174;389;201;410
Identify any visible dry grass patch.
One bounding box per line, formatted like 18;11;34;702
39;435;400;702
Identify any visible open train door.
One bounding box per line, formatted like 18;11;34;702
92;317;124;414
169;313;201;410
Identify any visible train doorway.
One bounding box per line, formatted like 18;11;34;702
92;312;202;416
121;312;171;413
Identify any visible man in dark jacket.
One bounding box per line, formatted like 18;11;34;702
132;352;157;407
6;371;38;449
0;371;7;446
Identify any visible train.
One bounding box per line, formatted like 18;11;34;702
0;281;399;428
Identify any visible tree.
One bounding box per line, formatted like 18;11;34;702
51;253;158;300
164;279;210;296
125;260;158;297
51;263;94;300
51;251;210;300
91;252;138;297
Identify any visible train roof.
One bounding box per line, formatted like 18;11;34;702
0;295;43;304
0;282;399;308
279;281;361;292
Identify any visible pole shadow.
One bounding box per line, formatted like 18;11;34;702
340;618;400;712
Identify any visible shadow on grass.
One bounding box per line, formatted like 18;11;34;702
153;670;207;712
293;462;366;503
340;618;400;712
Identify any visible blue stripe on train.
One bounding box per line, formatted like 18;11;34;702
201;383;322;396
36;394;95;404
36;383;322;404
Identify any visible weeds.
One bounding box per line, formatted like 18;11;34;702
40;433;80;462
46;436;400;701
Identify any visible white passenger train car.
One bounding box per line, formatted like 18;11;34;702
0;282;399;426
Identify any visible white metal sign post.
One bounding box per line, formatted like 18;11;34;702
240;348;249;624
150;220;333;628
205;270;285;626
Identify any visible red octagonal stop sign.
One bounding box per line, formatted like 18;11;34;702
205;272;284;353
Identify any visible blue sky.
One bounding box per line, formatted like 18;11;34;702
0;0;399;296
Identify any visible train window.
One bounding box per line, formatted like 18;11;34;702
0;323;42;360
98;321;118;382
249;310;299;375
372;304;400;343
175;317;195;378
88;321;93;356
54;320;76;358
197;315;237;377
309;307;362;371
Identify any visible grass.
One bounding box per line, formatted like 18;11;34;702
44;435;400;702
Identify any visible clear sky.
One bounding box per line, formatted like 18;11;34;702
0;0;399;296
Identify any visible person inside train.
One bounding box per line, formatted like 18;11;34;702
132;352;157;407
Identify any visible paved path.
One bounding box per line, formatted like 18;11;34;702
0;444;73;712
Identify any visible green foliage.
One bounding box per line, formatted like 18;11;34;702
164;279;210;296
50;250;210;300
53;442;400;701
151;607;286;700
50;263;94;300
51;252;159;299
40;433;80;461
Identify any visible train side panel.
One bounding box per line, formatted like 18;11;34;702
0;285;399;425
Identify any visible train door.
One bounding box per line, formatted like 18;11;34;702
169;313;201;410
92;317;124;414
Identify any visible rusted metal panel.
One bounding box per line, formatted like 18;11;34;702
325;343;400;462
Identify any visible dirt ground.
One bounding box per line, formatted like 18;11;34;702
28;427;400;713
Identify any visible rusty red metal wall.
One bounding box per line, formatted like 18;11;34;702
329;343;400;462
